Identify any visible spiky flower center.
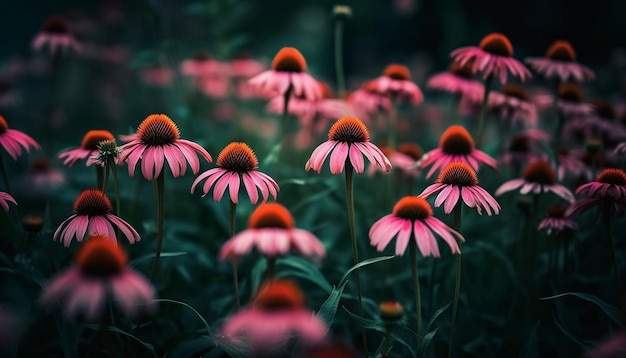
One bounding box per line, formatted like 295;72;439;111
546;40;576;62
43;16;69;34
81;130;115;150
379;301;405;321
253;279;306;311
22;215;44;233
73;189;113;216
558;84;583;103
448;60;475;79
136;114;180;145
383;64;411;81
523;161;556;185
272;47;306;72
397;143;422;161
76;235;127;277
479;33;513;57
0;115;8;134
597;168;626;186
509;135;530;153
328;117;370;143
502;84;530;102
438;162;478;186
547;204;565;218
590;99;615;120
216;142;258;173
393;196;433;220
248;203;294;229
440;125;474;154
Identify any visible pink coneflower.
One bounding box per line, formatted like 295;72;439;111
495;160;575;202
419;162;500;215
305;117;391;174
347;81;392;126
538;204;578;236
490;84;538;127
537;83;594;119
119;114;212;180
20;157;65;196
565;168;626;218
499;132;549;168
556;147;594;182
58;130;115;167
369;196;464;256
267;81;347;126
32;16;82;54
371;64;424;104
391;143;423;177
180;51;227;79
0;192;16;212
230;53;266;78
248;47;322;100
419;125;497;179
221;279;327;353
426;60;485;105
525;40;594;82
41;235;155;322
220;203;325;261
53;189;140;247
450;32;531;84
191;142;278;204
0;115;40;160
139;65;174;87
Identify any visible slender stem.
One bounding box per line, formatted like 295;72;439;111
149;172;165;281
334;19;346;97
111;162;121;218
229;200;240;310
475;75;493;149
448;203;462;358
345;163;369;357
383;324;392;356
607;214;622;303
410;239;422;338
96;165;104;191
101;164;110;193
0;152;11;194
276;85;293;182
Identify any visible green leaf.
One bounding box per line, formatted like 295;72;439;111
129;252;187;268
540;292;623;328
342;306;384;331
417;327;439;358
155;298;211;336
317;281;348;326
339;255;395;285
276;257;332;293
551;313;595;350
56;315;82;358
262;143;281;167
83;324;158;358
424;302;451;334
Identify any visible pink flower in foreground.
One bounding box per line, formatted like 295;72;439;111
248;47;322;100
191;142;278;204
495;160;575;202
220;203;325;261
0;115;40;160
420;162;500;215
41;235;155;322
32;16;82;54
565;168;626;218
221;280;327;354
58;130;115;167
305;117;391;174
53;189;140;247
420;125;497;179
371;64;424;104
369;196;465;256
451;32;531;84
119;114;212;180
426;60;485;105
0;192;16;212
525;40;594;83
538;204;578;236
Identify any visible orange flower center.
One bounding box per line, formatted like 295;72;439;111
192;50;213;61
22;215;44;233
522;160;556;185
546;40;577;62
76;235;127;277
547;204;565;218
479;33;514;57
379;301;405;320
248;203;294;229
136;114;180;145
216;142;258;173
558;84;583;103
253;279;306;311
0;115;8;134
272;47;307;73
590;99;615;120
383;64;411;81
509;135;530;153
31;157;51;172
328;117;370;143
597;168;626;186
74;189;113;216
43;16;69;34
438;162;478;186
362;80;380;94
397;143;422;161
440;125;474;154
81;130;115;150
448;60;475;79
393;196;433;220
501;84;530;102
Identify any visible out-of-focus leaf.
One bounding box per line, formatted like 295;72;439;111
129;252;187;268
339;255;395;285
83;324;158;357
552;313;595;350
57;315;82;358
262;143;281;166
317;281;348;327
519;322;540;358
155;298;211;336
342;306;384;331
417;327;439;358
540;292;623;328
276;256;332;293
425;302;451;333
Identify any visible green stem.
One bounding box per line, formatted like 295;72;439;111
229;200;240;310
345;163;369;357
383;324;392;356
607;214;622;303
410;238;422;338
475;75;493;149
448;203;462;358
111;162;121;218
276;85;293;182
149;172;165;281
0;152;11;194
96;165;104;191
334;19;346;97
101;164;110;194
